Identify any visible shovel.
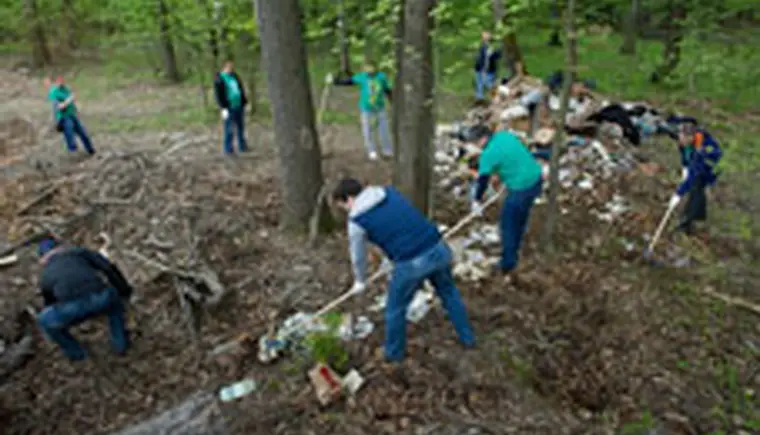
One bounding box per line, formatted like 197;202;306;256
642;201;678;263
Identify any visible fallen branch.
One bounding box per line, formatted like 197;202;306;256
700;286;760;316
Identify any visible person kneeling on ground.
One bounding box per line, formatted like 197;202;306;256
44;76;95;155
332;178;475;364
214;60;249;155
669;123;722;235
468;125;543;279
36;237;134;361
331;62;393;161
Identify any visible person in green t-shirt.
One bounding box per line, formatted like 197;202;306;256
213;60;249;155
44;76;95;155
468;125;543;277
331;61;393;161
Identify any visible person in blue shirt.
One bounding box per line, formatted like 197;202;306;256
474;32;502;102
214;60;249;155
44;76;95;155
668;123;722;235
36;237;133;361
332;178;475;364
333;62;393;161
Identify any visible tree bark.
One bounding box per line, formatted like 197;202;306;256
24;0;52;68
61;0;79;51
619;0;640;55
254;0;329;232
393;0;436;215
336;0;352;77
391;0;405;159
493;0;525;75
651;2;686;83
541;0;577;252
158;0;182;83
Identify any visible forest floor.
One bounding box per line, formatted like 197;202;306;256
0;46;759;435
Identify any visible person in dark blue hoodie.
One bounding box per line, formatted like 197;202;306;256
332;178;475;363
474;32;502;101
36;238;133;361
668;123;722;235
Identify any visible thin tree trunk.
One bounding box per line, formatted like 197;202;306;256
391;0;405;160
619;0;640;55
24;0;52;67
393;0;436;215
494;0;525;74
240;30;258;116
254;0;330;232
158;0;182;83
541;0;577;252
198;0;220;66
336;0;352;77
651;2;686;83
62;0;79;51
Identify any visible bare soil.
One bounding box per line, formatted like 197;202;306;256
0;68;757;435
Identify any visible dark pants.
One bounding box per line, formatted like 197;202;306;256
679;175;707;233
499;179;543;272
223;107;247;154
37;287;128;361
385;241;475;361
61;116;95;154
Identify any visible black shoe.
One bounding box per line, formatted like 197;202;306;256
674;220;694;236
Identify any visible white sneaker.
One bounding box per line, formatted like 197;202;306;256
368;152;378;161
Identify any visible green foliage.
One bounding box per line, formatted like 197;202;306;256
303;312;349;372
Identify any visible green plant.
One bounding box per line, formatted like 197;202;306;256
304;312;349;372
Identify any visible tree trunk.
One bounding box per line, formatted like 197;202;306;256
61;0;79;51
24;0;51;68
158;0;182;82
541;0;577;252
198;0;220;66
619;0;640;55
240;29;258;116
391;0;405;159
494;0;525;75
254;0;329;232
650;2;686;83
336;0;352;77
393;0;436;215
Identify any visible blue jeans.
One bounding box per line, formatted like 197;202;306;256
37;288;128;361
60;116;94;154
385;240;475;361
360;110;392;156
499;179;543;272
223;107;247;154
475;71;495;100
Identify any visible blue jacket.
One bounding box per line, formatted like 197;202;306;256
474;43;501;74
676;130;722;196
348;186;441;281
39;247;133;306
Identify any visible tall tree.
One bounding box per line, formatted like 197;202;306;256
391;0;405;157
157;0;182;82
24;0;51;67
336;0;352;77
650;1;687;83
254;0;328;232
619;0;640;55
493;0;525;74
541;0;577;251
393;0;436;214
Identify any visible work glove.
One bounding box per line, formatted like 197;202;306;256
380;257;392;272
221;109;229;120
470;201;484;217
349;281;366;295
325;73;334;85
668;194;681;210
681;168;688;181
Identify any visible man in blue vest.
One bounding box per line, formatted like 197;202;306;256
669;123;722;235
36;237;133;361
214;60;249;154
332;178;475;364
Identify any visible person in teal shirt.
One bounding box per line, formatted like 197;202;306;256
332;62;393;160
44;76;95;155
469;125;543;277
213;60;249;154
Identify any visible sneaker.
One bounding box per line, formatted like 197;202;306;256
368;152;378;161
